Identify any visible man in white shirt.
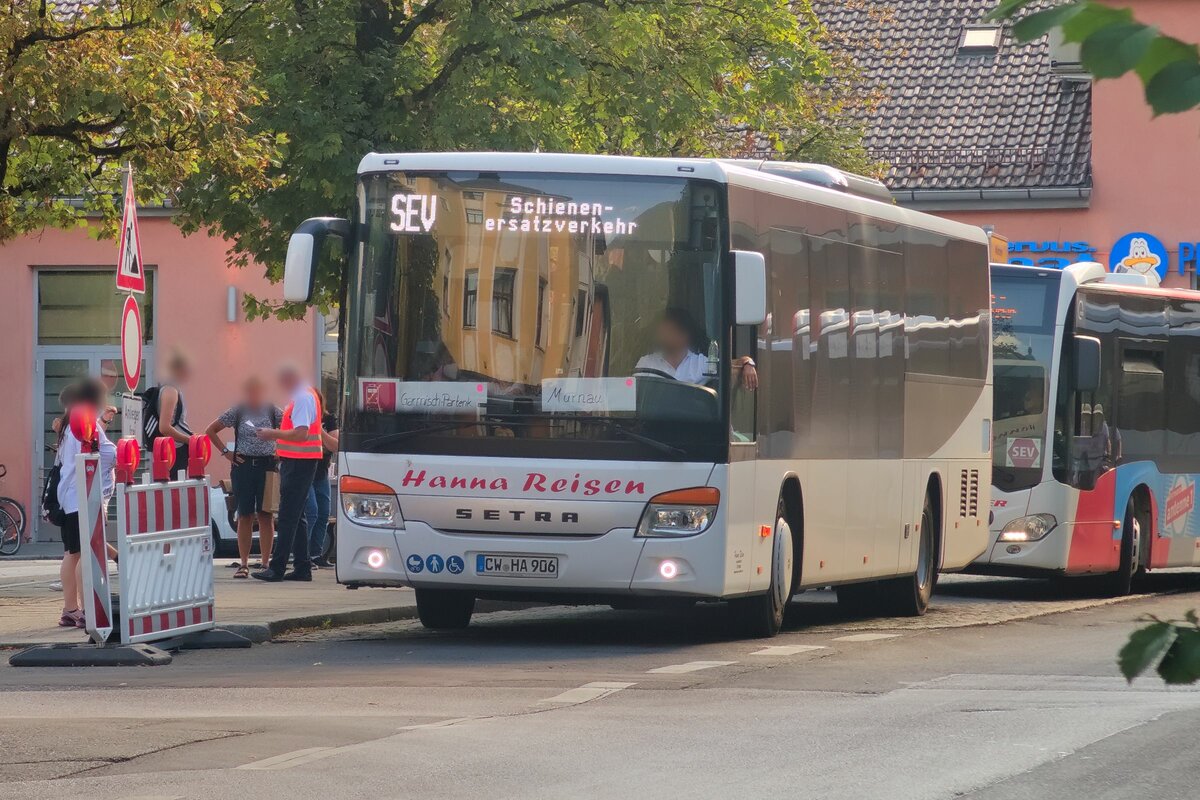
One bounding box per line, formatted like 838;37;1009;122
55;379;117;628
634;308;758;389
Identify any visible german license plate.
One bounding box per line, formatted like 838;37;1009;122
475;554;559;578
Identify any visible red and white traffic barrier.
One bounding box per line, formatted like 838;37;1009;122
114;434;216;645
72;407;114;645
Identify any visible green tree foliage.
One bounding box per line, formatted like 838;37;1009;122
177;0;872;317
0;0;279;240
1119;614;1200;685
990;1;1200;115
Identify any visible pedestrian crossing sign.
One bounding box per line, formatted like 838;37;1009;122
115;168;146;294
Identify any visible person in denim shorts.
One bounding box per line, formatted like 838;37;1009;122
204;376;281;578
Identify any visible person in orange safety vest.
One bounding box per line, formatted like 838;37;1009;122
252;362;323;582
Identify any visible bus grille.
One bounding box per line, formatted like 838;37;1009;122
959;469;980;518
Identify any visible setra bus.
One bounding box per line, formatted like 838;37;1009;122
980;262;1200;593
283;153;992;636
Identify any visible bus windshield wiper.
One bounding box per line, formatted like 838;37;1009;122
607;421;686;457
360;421;482;451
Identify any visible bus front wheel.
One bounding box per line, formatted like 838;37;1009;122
1104;498;1142;597
731;498;796;638
415;589;475;630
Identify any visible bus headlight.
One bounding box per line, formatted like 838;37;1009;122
999;514;1057;542
637;487;719;538
339;476;405;529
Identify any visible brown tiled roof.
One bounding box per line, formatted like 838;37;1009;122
814;0;1092;193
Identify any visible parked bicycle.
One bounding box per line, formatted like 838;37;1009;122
0;464;29;556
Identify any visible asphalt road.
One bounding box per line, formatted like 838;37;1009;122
4;573;1200;800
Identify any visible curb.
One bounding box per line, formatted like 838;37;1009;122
266;604;420;638
0;605;420;650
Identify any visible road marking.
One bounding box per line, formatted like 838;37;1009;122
400;717;476;730
832;633;901;642
750;644;828;656
540;681;636;705
237;746;347;770
648;661;736;674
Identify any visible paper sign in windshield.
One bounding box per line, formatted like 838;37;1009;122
359;379;486;414
541;377;636;413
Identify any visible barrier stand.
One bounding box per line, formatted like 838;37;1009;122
117;435;249;651
10;416;171;667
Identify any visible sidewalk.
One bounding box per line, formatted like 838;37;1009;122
0;559;416;648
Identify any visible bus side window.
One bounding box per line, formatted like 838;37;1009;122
731;325;757;442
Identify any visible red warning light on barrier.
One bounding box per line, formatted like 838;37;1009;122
151;437;176;482
69;406;97;451
187;434;211;479
116;438;141;484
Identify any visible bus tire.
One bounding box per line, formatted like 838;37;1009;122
1105;498;1140;597
415;589;475;630
731;497;796;638
877;491;937;617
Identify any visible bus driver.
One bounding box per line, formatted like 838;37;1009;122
633;307;758;390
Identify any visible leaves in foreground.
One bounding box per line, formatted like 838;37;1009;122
989;1;1200;115
1118;613;1200;684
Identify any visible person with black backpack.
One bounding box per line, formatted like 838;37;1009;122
204;375;282;578
142;348;193;478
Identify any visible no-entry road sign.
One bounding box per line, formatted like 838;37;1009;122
121;294;142;392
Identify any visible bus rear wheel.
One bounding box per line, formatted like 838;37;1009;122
836;494;936;618
415;589;475;630
882;494;937;616
731;499;796;638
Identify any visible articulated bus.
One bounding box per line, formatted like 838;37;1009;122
284;153;992;637
980;262;1200;593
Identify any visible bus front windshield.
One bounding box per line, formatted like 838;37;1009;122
991;268;1062;491
342;171;729;461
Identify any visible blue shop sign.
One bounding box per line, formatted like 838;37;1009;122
1008;234;1200;281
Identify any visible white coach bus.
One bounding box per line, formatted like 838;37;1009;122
283;153;992;637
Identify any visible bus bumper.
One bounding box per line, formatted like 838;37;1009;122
336;520;729;599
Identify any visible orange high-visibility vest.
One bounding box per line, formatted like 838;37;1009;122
276;387;323;460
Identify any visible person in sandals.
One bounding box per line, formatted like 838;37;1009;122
205;376;282;578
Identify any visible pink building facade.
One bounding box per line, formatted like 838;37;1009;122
0;216;327;540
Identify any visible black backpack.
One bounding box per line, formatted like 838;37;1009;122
141;385;191;448
41;461;66;527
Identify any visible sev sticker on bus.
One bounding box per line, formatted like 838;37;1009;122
1005;437;1042;469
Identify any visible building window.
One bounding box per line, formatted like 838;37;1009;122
466;208;483;224
37;269;156;345
463;191;484;201
493;268;517;338
535;278;548;348
463;270;479;328
959;25;1002;53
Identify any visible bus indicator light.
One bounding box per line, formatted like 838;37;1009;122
659;560;679;579
759;525;771;538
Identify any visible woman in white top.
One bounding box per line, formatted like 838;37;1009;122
56;378;117;629
634;307;758;389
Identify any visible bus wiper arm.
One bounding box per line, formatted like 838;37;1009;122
360;421;480;451
608;422;686;457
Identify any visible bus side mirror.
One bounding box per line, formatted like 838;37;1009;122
732;250;767;325
1075;335;1101;393
284;217;350;302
